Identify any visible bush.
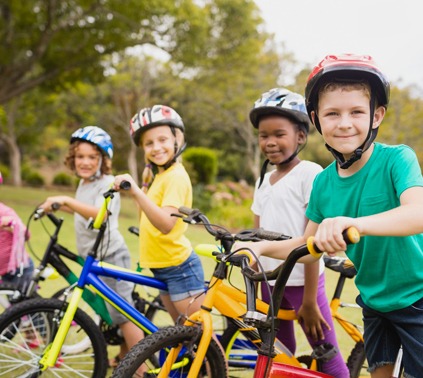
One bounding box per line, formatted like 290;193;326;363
52;172;73;186
184;147;218;185
24;171;45;187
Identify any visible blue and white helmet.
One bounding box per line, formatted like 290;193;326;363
70;126;114;159
249;88;310;133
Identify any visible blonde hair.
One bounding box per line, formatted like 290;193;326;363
65;141;112;175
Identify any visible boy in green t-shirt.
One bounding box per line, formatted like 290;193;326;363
238;54;423;377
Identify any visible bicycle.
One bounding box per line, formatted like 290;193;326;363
110;207;360;378
0;204;168;347
0;183;176;377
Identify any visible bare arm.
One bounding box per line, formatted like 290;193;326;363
313;186;423;253
39;196;99;220
113;174;177;234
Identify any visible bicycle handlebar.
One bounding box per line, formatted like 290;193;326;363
176;206;291;244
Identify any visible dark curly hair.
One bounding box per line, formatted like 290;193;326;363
64;140;112;175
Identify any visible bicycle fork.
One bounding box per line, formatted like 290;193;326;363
38;287;84;370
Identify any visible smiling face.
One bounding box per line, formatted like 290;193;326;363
258;115;305;166
74;142;102;181
141;125;176;170
314;85;385;160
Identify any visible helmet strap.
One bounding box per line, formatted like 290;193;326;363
257;140;307;188
154;126;187;171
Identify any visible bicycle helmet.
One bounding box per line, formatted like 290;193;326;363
70;126;114;159
130;105;186;171
130;105;185;147
249;88;310;133
305;54;390;169
250;88;310;188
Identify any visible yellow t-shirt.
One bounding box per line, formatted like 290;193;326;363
139;163;193;268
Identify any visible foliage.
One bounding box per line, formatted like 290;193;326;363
23;170;45;187
193;180;254;231
0;0;211;104
184;147;218;185
0;163;9;181
52;172;73;187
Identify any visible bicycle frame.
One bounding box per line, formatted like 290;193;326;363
38;188;169;370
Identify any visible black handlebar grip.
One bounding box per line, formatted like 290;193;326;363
178;206;194;215
120;181;131;190
51;202;61;211
256;228;291;241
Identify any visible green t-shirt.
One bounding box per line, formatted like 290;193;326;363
306;143;423;312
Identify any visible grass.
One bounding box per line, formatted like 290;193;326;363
0;185;367;376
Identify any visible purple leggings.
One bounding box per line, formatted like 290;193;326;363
261;273;349;378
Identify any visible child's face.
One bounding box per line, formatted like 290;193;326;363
142;126;176;169
315;87;384;160
258;116;305;165
74;142;101;180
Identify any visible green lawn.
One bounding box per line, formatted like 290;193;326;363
0;184;366;376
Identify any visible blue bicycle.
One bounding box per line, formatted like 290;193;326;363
0;183;179;377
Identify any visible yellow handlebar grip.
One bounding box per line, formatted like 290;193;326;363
306;237;322;259
344;227;360;244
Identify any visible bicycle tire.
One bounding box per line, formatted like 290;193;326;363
346;341;367;378
219;317;259;370
111;325;228;378
0;297;108;378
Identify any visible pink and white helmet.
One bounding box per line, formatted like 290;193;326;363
130;105;185;146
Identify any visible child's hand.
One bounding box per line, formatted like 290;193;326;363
314;216;359;256
113;174;139;195
39;196;68;212
0;215;14;229
233;241;263;260
297;302;330;341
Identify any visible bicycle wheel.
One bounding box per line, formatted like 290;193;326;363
219;317;258;371
0;297;107;377
111;325;228;378
347;341;367;378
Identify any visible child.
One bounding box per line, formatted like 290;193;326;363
38;126;144;368
0;172;34;292
240;54;423;378
249;88;348;377
113;105;205;322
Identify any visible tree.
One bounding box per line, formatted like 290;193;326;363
0;0;210;184
0;0;209;104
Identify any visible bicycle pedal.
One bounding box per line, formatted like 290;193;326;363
311;343;337;363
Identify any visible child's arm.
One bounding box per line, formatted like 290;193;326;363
297;262;330;341
313;186;423;254
113;174;177;234
39;196;99;220
234;221;319;263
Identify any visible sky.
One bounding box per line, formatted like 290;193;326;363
255;0;423;88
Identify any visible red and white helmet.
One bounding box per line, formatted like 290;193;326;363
130;105;185;146
304;54;390;169
305;54;390;132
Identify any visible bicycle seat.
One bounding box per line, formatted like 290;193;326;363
323;256;357;279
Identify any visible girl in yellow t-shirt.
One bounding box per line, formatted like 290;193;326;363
114;105;205;321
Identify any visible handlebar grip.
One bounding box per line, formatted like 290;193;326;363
120;180;131;190
256;228;291;241
51;202;61;211
178;206;195;215
307;227;360;259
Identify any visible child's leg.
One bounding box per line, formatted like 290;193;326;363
357;294;423;378
284;275;349;378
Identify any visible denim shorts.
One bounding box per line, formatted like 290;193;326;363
1;259;34;291
150;252;204;301
357;295;423;378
